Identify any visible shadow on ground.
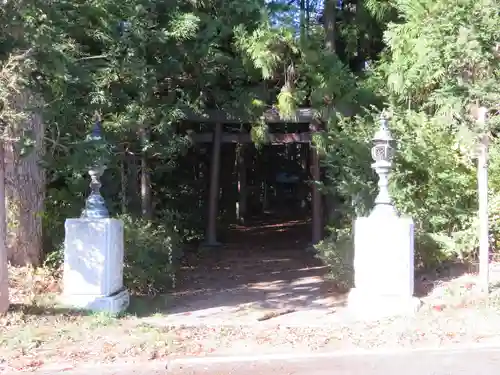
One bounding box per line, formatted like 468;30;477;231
128;221;477;322
10;212;477;323
7;302;91;317
128;215;347;321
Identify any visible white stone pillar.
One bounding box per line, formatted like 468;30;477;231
348;216;421;319
61;218;129;314
347;114;420;319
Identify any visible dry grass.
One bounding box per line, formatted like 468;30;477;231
7;264;61;304
2;266;184;371
3;265;500;372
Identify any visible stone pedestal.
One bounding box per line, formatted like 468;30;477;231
61;218;129;314
347;216;421;319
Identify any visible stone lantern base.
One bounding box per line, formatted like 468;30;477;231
62;289;129;315
61;218;129;315
347;215;421;320
347;289;421;320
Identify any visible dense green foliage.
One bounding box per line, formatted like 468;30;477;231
316;0;500;286
121;214;182;295
1;0;499;291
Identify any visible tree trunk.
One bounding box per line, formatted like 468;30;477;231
323;0;337;226
139;125;152;220
300;0;306;44
5;90;44;266
126;151;140;215
324;0;336;52
0;139;9;314
476;107;490;292
120;144;128;214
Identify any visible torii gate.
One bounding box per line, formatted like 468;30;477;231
184;108;324;248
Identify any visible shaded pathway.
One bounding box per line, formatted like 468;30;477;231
160;214;347;324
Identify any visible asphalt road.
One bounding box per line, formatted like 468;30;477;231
24;346;500;375
169;347;500;375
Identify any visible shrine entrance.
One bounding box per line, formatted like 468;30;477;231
168;109;336;321
185;108;323;250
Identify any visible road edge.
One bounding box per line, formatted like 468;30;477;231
9;340;500;374
168;340;500;365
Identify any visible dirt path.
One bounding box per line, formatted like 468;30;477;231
159;217;347;324
146;217;477;326
5;227;500;372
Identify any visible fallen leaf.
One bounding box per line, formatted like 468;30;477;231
432;304;446;311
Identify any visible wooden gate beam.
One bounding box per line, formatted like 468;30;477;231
183;107;321;124
190;132;312;144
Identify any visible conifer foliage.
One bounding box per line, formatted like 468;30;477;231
0;0;498;287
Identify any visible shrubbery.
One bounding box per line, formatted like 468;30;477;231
316;109;500;285
44;214;182;295
120;214;182;295
315;229;354;291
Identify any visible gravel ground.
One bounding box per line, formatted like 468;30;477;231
3;266;500;372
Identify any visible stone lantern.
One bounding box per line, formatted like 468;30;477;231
61;116;129;315
347;113;420;319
